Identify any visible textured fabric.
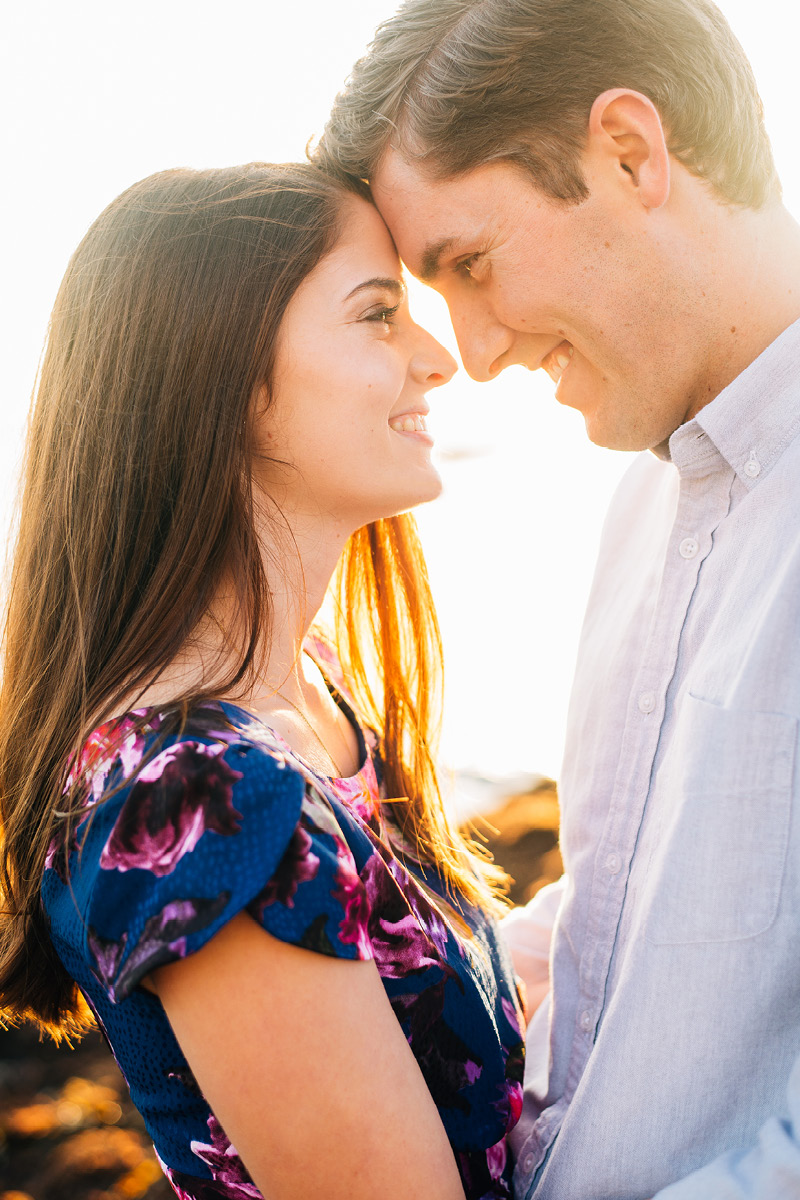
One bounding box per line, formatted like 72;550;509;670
43;675;524;1199
506;317;800;1200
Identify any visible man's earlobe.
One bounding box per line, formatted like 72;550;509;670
589;88;671;210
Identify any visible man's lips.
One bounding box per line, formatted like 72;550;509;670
541;340;574;384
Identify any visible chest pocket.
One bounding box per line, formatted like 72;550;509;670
645;693;796;945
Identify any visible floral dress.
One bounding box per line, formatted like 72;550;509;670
42;656;525;1200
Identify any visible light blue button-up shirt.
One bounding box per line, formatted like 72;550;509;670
504;318;800;1199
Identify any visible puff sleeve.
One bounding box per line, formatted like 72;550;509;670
53;733;373;1006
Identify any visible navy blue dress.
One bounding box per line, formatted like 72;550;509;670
42;690;524;1199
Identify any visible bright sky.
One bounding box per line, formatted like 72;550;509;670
3;0;799;780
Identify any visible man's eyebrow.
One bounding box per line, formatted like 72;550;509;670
345;277;406;300
420;237;459;282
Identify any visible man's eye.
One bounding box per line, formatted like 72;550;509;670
456;253;481;277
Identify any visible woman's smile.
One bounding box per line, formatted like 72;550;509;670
388;409;432;440
262;195;455;528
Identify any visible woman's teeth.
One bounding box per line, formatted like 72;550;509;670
389;413;428;433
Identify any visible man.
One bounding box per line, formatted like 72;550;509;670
315;1;800;1197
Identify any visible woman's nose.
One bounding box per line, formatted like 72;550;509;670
414;328;458;386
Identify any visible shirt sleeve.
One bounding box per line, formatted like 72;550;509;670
499;875;566;1001
654;1054;800;1199
80;735;373;1004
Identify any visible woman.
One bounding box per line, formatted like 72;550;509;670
0;163;524;1200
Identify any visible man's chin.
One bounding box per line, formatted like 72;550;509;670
579;400;678;454
581;417;663;454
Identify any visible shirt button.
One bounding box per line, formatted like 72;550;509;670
579;1010;593;1032
522;1153;535;1174
638;691;655;714
679;537;699;559
744;457;761;478
606;853;621;875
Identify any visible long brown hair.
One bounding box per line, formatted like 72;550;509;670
0;163;506;1039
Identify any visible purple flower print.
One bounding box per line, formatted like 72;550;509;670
361;854;450;979
158;1165;198;1200
493;1078;524;1133
501;995;523;1043
45;825;79;883
492;1031;524;1133
100;742;243;876
486;1139;508;1182
333;839;372;959
494;999;525;1133
391;985;482;1113
385;856;452;962
255;821;320;912
88;929;128;996
333;767;379;822
89;892;229;1002
455;1147;513;1200
66;714;151;804
189;1115;262;1198
158;1151;240;1200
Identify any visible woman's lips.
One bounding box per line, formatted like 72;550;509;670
389;412;429;434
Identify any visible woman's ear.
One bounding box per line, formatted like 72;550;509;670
588;88;671;210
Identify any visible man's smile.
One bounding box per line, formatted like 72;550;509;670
541;340;574;384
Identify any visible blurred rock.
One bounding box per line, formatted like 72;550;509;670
0;1023;171;1199
462;775;563;906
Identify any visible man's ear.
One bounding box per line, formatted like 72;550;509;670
588;89;670;210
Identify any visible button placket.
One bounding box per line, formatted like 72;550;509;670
570;467;721;1089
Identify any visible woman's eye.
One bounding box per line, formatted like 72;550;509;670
365;303;400;325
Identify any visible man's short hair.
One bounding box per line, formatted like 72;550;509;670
316;0;779;208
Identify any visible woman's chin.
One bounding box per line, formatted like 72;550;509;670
398;469;444;513
363;474;444;524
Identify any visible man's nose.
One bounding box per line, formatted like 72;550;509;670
448;302;515;383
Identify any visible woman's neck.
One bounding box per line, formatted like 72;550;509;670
121;497;352;717
250;496;349;697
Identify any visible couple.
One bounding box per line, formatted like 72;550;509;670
1;0;799;1197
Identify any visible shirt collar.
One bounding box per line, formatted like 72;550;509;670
666;316;800;485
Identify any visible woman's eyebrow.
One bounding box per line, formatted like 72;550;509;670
345;276;406;300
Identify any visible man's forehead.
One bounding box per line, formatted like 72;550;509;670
372;152;484;276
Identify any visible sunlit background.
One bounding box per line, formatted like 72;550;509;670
3;0;799;792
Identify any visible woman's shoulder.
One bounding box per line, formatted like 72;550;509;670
53;704;309;872
43;703;375;1000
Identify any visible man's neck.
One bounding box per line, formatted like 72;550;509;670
684;198;800;422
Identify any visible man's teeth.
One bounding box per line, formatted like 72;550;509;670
389;414;428;433
546;343;574;382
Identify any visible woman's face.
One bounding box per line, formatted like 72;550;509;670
259;196;457;531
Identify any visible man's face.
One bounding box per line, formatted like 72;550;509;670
372;151;715;452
